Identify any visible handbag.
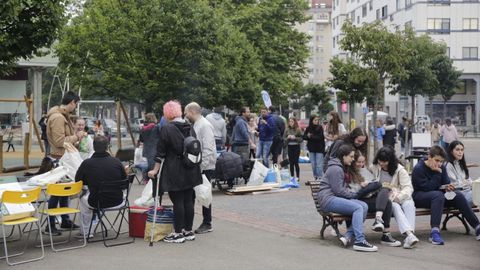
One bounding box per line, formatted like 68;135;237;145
194;174;212;207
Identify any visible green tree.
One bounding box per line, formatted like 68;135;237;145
328;57;377;125
295;83;332;117
225;0;310;105
56;0;262;112
432;53;463;119
339;21;409;151
0;0;66;76
390;31;446;119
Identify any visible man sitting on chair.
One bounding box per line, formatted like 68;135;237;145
75;135;127;237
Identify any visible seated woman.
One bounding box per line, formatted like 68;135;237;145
316;144;377;252
370;146;419;249
412;145;480;245
446;141;474;206
350;150;401;248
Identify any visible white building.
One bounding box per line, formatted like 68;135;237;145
332;0;480;131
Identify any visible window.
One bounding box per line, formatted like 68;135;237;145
396;0;402;10
428;0;451;5
376;9;380;20
381;5;388;19
357;16;360;24
333;37;336;48
463;18;478;30
446;47;450;57
463;47;478;59
350;10;356;22
405;20;412;29
427;18;450;34
362;4;367;17
405;0;412;8
369;0;373;11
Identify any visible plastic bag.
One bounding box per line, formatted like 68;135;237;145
194;174;212;207
27;166;69;186
134;147;147;165
247;160;269;186
59;142;84;180
265;164;281;183
134;179;154;207
472;179;480;206
280;169;291;185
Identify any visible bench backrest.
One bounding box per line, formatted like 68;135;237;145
309;180;322;212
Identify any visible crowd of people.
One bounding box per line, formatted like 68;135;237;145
40;92;479;249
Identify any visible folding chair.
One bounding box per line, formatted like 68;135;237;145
41;181;86;252
0;187;44;266
116;148;142;184
87;178;135;247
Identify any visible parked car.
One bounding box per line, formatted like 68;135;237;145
132;118;144;133
102;119;127;137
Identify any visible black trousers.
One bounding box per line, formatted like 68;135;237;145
270;137;283;165
413;190;479;229
361;188;392;228
287;144;300;178
169;189;194;233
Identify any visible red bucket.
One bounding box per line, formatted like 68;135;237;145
129;205;149;238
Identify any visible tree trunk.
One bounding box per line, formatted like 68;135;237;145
349;102;355;131
372;81;381;156
443;99;447;120
429;98;434;123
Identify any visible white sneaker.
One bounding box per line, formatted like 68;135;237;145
339;236;352;247
403;234;419;249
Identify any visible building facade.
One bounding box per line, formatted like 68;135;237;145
332;0;480;130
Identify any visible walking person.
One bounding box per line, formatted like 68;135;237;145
382;117;397;148
285;117;303;182
431;120;441;145
232;107;253;163
185;102;216;234
398;117;407;156
45;91;83;235
148;100;202;243
440;119;458;150
324;111;347;150
317;144;378;252
303;115;325;180
248;116;258;159
370;147;419;248
268;106;286;165
206;106;227;151
412;145;480;245
39;113;50;157
256;107;275;167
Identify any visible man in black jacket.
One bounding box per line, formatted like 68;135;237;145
75;135;127;237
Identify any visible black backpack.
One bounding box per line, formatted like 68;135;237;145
175;125;202;167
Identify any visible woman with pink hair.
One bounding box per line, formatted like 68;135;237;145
148;100;202;243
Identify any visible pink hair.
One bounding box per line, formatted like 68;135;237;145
163;100;182;120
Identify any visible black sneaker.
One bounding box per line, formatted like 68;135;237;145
60;220;80;230
163;233;185;243
183;231;195;241
194;223;213;234
371;218;385;232
381;232;402;247
353;240;378;252
44;226;62;236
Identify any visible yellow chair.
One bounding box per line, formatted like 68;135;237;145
0;187;44;266
41;181;86;252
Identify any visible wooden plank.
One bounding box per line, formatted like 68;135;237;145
0;98;31;103
119;100;136;146
24;95;44;153
0;135;3;172
116;101;122;149
23;133;30;169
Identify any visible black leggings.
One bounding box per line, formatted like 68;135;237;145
287;144;300;178
168;189;194;233
361;188;392;228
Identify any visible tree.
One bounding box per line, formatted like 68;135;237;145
295;83;332;117
0;0;66;76
432;53;463;119
328;57;377;125
339;21;409;152
56;0;262;112
225;0;310;105
390;31;446;119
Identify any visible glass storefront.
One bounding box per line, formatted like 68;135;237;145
425;103;475;126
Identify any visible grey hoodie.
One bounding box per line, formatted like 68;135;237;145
316;158;357;210
206;112;227;144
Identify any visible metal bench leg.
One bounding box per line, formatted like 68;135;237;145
441;213;452;231
320;216;329;239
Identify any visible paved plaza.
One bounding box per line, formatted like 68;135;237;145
1;139;480;269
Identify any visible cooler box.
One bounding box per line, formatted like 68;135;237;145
129;205;149;238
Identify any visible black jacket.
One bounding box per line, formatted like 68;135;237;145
303;125;325;153
75;152;126;208
154;120;202;192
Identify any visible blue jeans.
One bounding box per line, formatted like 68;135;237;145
256;140;273;167
309;152;324;178
324;197;368;242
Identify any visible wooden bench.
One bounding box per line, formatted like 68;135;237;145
308;180;479;239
